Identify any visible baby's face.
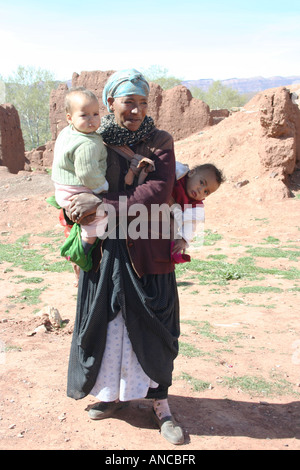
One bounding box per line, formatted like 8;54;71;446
186;168;220;201
67;95;100;134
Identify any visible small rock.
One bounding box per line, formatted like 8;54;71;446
38;306;62;329
27;324;48;336
34;325;49;334
235;180;249;188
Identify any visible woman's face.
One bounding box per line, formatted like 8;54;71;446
108;94;148;132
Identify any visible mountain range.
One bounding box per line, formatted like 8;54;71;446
182;76;300;95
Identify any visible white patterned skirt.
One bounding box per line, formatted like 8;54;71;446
90;311;158;402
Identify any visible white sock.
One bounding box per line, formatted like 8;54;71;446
153;399;171;419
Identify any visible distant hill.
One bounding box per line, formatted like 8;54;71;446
65;75;300;96
182;76;300;95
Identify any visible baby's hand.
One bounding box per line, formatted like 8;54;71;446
171;238;188;254
125;155;155;185
129;154;144;176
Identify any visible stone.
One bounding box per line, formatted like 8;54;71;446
258;87;300;175
49;83;69;140
235;180;249;188
0;104;25;173
148;83;212;141
37;305;62;328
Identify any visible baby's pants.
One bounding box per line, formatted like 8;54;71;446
54;183;107;239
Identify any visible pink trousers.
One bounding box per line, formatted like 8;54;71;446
54;183;107;239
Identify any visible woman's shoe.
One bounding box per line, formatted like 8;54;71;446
153;409;184;445
88;401;128;420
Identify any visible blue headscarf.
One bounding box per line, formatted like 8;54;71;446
102;69;150;112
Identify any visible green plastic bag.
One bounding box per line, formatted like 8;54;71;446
46;195;61;209
60;223;99;272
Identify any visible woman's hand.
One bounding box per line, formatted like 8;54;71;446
68;193;102;224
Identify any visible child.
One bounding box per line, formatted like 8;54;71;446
51;87;108;270
133;157;225;263
170;162;225;263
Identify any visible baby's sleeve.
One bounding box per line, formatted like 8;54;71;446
173;204;205;245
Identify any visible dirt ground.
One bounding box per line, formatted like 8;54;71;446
0;167;300;451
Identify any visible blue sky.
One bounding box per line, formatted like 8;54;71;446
1;0;300;81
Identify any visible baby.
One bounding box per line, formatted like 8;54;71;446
170;162;225;263
132;157;225;263
51;87;108;269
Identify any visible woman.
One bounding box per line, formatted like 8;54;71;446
66;69;184;445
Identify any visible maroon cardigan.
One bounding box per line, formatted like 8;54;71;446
94;128;176;277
